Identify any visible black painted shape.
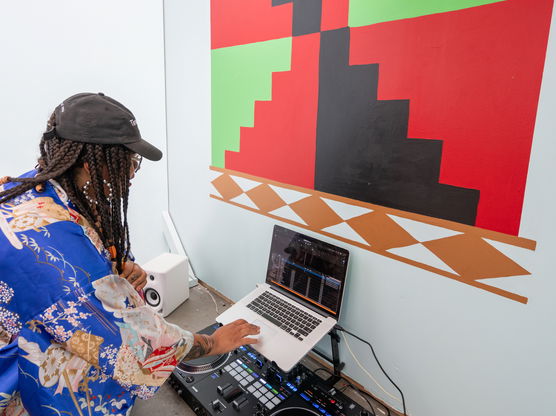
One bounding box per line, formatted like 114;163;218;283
314;28;480;225
272;0;322;36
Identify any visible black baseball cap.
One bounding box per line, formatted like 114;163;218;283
53;92;163;161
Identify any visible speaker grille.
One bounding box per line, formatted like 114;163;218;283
145;288;161;307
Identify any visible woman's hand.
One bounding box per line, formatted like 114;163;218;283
183;319;260;360
119;261;147;292
210;319;260;355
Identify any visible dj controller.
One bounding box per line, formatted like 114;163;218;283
168;324;382;416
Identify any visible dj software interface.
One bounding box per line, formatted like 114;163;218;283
266;227;348;315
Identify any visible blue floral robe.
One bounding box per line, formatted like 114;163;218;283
0;171;194;415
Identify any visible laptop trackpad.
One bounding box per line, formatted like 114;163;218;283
252;319;277;346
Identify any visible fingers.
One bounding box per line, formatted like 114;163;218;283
228;319;260;337
135;279;147;292
119;261;135;279
230;319;259;332
210;320;263;355
119;261;147;292
240;337;259;345
128;271;140;283
239;324;260;337
131;266;147;288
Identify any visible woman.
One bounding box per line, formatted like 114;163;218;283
0;93;259;415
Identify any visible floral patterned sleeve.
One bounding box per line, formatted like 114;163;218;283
26;273;195;399
0;175;195;413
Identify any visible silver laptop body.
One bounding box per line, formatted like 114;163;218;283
216;225;350;372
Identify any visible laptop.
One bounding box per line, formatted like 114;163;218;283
216;225;350;372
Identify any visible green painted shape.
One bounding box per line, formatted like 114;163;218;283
349;0;506;27
212;38;292;168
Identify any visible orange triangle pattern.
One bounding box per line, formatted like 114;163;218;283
210;167;537;304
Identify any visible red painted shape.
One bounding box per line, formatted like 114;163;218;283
211;0;292;49
321;0;349;31
350;0;553;235
225;34;321;189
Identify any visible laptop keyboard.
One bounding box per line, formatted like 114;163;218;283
246;291;322;341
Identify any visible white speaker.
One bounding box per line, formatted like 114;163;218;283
142;253;190;317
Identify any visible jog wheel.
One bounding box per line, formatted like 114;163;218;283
176;352;231;374
270;407;320;416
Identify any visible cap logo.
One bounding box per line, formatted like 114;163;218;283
130;119;137;127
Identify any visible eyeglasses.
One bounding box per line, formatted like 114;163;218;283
131;154;142;173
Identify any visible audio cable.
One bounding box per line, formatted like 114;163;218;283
340;331;401;404
335;325;407;416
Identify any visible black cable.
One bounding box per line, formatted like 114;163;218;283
313;367;376;414
335;325;407;416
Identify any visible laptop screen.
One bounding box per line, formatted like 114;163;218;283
266;225;349;318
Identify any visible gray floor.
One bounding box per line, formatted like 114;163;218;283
131;284;392;416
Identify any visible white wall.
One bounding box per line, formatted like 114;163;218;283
166;2;556;416
0;0;169;262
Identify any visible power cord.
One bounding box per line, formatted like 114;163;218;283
340;331;400;403
335;325;407;416
313;367;380;415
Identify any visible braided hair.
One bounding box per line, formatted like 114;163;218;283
0;113;133;272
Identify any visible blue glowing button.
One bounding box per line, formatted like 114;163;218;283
278;394;286;400
319;408;326;414
300;393;310;402
239;346;247;351
312;403;320;410
252;373;259;378
286;382;298;392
